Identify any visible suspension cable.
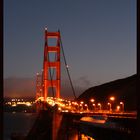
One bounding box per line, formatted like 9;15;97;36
59;33;77;100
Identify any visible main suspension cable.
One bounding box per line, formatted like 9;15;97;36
59;33;77;100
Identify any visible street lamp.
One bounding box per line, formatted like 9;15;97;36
109;96;115;112
97;103;101;110
116;105;120;112
80;101;84;104
120;101;124;112
90;98;94;103
107;102;112;112
90;98;94;110
92;103;96;111
84;104;88;111
110;96;115;101
80;101;84;110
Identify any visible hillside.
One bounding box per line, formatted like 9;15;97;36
77;74;136;110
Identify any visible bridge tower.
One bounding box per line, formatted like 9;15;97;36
36;73;42;100
43;28;61;101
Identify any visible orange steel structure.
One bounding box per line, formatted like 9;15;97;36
43;29;61;100
36;73;42;100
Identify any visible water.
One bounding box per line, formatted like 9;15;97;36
4;112;37;140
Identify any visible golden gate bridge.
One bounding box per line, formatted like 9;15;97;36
21;28;137;140
34;28;136;118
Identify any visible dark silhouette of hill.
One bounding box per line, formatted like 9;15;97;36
77;74;136;110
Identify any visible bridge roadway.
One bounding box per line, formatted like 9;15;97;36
36;97;137;119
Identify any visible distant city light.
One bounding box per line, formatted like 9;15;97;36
12;103;17;107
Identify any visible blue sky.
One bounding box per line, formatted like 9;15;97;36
4;0;136;98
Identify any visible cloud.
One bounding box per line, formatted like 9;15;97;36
75;76;92;87
60;76;92;99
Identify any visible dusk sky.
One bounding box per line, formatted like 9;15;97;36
4;0;136;98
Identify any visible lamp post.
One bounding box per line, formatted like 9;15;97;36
84;104;88;111
110;96;115;101
76;102;79;111
79;104;82;111
97;103;101;111
109;96;115;112
120;102;124;112
92;103;96;111
107;102;112;112
80;101;84;110
80;101;84;104
90;98;94;111
90;99;94;103
116;105;120;112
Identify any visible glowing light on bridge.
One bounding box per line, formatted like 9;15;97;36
107;102;112;111
80;101;84;104
97;103;101;110
90;98;94;102
34;96;137;118
120;101;124;112
116;105;120;111
109;96;115;101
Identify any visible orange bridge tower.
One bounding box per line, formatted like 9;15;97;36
43;28;61;101
36;73;42;100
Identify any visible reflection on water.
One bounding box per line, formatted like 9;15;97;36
4;112;37;140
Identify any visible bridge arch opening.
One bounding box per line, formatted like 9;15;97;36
48;87;56;97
